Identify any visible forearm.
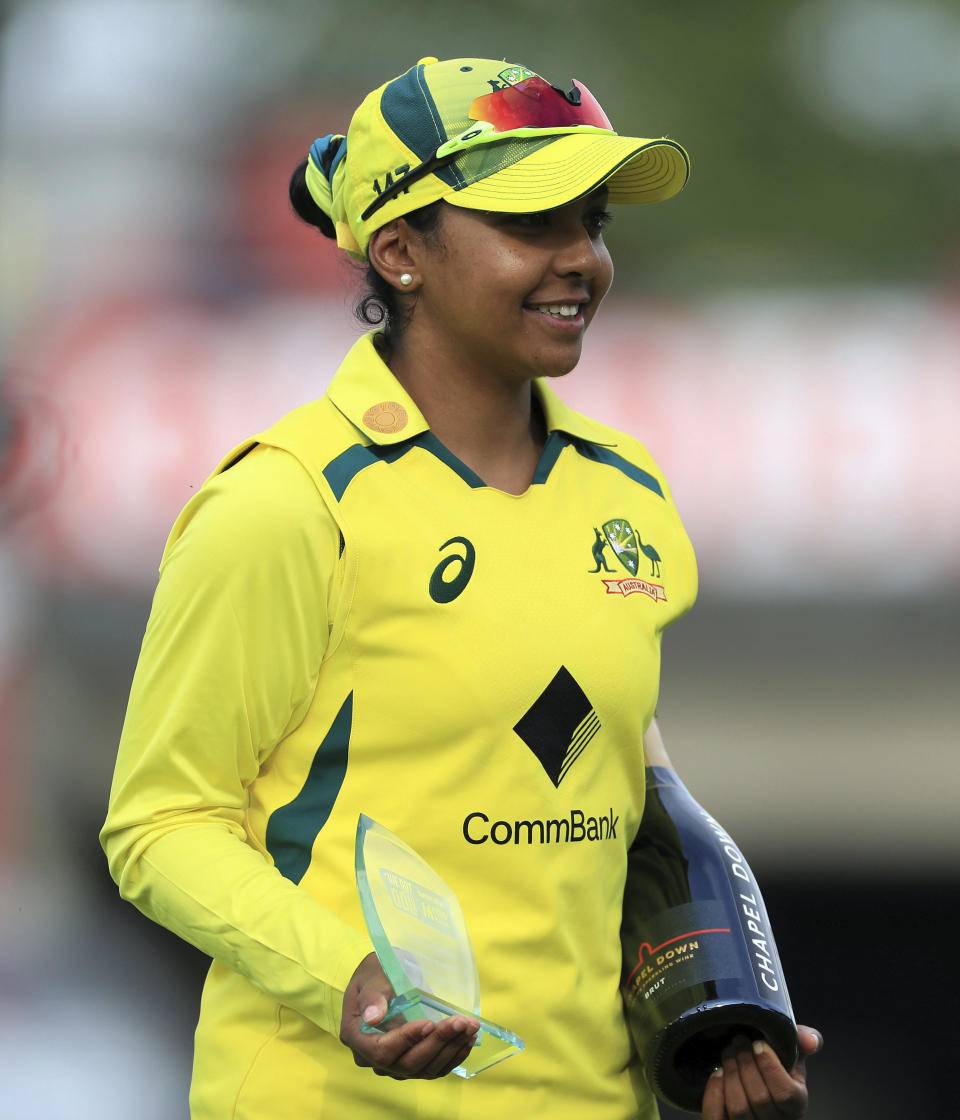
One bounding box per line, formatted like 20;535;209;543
642;715;674;770
105;818;371;1035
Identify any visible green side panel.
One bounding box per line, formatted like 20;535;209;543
265;692;353;884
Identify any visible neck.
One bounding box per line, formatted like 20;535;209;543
387;332;546;495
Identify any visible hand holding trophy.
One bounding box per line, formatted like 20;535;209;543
354;814;524;1078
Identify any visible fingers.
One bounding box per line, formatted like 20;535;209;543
352;1017;435;1073
701;1033;813;1120
714;1036;766;1119
754;1038;811;1117
729;1039;775;1117
701;1065;726;1120
417;1016;481;1079
360;1014;480;1080
394;1014;480;1080
345;1007;479;1080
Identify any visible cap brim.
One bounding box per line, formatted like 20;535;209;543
443;133;690;213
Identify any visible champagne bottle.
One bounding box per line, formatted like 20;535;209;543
620;766;798;1113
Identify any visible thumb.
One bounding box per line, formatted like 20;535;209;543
791;1025;823;1083
359;985;390;1027
797;1025;823;1058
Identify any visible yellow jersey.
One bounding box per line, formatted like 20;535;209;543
101;332;697;1119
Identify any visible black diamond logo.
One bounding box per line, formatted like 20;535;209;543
513;666;601;787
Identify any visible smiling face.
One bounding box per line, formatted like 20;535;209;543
401;191;615;386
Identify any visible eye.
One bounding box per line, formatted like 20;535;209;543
585;208;613;235
507;211;551;229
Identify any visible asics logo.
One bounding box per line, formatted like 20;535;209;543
429;536;476;603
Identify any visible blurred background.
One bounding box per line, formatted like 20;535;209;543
0;1;957;1116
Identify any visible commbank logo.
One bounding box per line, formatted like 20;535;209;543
513;666;600;787
463;807;619;846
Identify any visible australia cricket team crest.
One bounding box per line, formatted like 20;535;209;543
588;518;667;602
497;65;535;86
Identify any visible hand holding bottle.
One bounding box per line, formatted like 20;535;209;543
701;1024;822;1119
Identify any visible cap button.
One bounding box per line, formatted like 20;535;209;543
417;56;439;66
363;401;408;434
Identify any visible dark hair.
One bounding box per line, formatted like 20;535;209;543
289;158;443;341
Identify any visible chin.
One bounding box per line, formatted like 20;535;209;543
540;363;579;380
537;346;583;380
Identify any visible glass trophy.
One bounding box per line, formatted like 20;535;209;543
354;813;524;1078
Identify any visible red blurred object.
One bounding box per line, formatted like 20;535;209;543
231;101;356;292
0;382;64;524
4;293;354;592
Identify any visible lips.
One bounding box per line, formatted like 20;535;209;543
523;297;589;334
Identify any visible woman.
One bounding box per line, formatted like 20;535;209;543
101;56;820;1119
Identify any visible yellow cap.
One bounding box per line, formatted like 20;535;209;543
305;57;689;260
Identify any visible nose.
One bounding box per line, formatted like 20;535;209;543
553;222;609;282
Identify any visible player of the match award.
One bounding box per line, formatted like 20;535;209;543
354;814;524;1078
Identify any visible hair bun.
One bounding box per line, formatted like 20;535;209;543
289;158;336;239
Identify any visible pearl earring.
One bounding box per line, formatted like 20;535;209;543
399;273;413;286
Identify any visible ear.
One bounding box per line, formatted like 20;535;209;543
367;220;420;292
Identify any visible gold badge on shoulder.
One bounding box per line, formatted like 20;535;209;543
363;401;408;434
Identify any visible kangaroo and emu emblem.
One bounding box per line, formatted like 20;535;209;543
590;518;666;601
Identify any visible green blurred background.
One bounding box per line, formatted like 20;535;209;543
0;1;956;1116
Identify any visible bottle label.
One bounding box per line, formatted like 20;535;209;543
694;804;791;1002
622;900;739;1018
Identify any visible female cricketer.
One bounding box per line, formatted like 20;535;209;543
101;55;821;1119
